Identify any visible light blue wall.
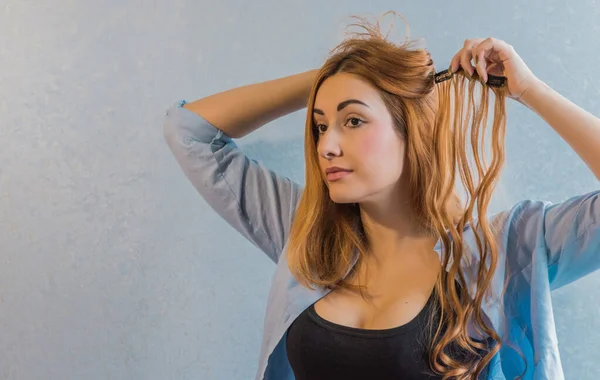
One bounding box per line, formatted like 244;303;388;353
1;1;599;379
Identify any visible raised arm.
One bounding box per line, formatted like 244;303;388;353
164;70;319;263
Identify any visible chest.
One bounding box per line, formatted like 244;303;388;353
313;253;441;330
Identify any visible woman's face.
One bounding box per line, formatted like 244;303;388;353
313;73;408;204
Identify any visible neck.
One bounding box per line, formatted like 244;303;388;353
358;193;438;267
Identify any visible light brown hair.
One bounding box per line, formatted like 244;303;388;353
286;12;525;379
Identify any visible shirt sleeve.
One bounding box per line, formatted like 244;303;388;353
509;189;600;290
163;100;303;264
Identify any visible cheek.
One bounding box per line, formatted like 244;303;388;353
355;132;379;158
356;127;404;172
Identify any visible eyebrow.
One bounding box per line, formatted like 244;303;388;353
313;99;370;115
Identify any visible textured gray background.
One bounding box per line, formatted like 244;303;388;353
1;1;599;379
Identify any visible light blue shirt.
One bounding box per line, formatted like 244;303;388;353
163;99;600;380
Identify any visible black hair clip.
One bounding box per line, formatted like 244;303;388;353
434;67;506;88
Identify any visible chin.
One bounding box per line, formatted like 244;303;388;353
328;187;363;204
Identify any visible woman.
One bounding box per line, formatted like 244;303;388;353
163;14;600;380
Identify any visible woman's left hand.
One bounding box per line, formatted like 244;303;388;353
449;37;540;102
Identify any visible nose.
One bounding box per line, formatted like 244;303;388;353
317;130;342;160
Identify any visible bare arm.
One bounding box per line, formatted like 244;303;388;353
519;79;600;181
183;69;319;138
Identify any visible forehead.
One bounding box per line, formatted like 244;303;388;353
314;73;381;108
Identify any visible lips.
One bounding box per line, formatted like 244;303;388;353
325;167;351;174
325;168;353;181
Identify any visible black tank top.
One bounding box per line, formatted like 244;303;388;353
286;290;492;379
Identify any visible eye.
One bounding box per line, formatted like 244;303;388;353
313;123;328;135
345;117;364;128
313;117;365;137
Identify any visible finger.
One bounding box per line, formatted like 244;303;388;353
459;46;475;77
473;48;488;83
474;37;512;65
449;52;461;73
450;38;484;73
485;61;505;77
473;38;505;82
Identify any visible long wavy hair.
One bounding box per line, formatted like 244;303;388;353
286;12;524;380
